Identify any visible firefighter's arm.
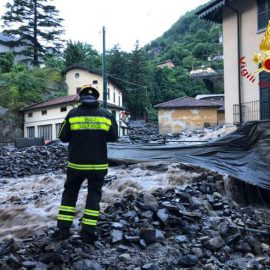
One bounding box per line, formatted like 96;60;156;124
58;116;71;143
107;115;119;142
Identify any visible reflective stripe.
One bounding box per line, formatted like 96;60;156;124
59;205;76;212
69;116;111;125
69;116;111;132
68;162;108;171
57;214;74;221
70;123;110;131
85;209;99;217
82;218;97;226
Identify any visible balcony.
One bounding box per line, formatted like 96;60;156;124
233;100;260;125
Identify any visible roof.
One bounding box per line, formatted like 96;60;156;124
195;0;231;23
154;96;223;109
22;95;79;111
22;94;127;111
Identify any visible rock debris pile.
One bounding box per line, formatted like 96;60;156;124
1;171;270;270
125;121;225;144
0;143;68;178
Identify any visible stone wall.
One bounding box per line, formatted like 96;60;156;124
0;107;23;143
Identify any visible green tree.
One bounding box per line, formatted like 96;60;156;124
64;41;102;70
0;64;65;109
0;52;14;73
127;41;153;119
1;0;64;66
107;44;129;92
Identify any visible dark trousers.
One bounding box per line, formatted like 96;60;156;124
57;168;104;233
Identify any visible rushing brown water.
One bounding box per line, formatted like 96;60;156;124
0;162;202;241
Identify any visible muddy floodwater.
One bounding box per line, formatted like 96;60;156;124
1;162;270;270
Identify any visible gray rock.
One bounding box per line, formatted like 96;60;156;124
118;253;131;261
206;236;225;250
35;262;49;270
179;254;198;267
191;247;203;258
141;229;164;245
142;263;161;270
22;261;37;268
157;208;169;224
175;235;188;243
73;259;103;270
111;229;123;244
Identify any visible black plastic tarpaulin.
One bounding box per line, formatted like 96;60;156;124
108;121;270;190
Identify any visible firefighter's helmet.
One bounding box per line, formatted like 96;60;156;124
79;85;100;99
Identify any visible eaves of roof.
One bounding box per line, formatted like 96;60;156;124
195;0;229;23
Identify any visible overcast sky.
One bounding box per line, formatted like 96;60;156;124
0;0;209;52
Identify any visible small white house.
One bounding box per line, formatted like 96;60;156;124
22;65;129;140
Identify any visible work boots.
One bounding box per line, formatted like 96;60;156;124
81;230;98;244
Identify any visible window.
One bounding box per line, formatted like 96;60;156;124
76;87;81;94
111;110;116;118
113;92;116;103
93;80;98;84
60;107;67;112
258;0;270;30
27;126;35;138
41;110;47;115
38;124;52;140
28;112;33;117
55;123;62;137
75;73;80;78
118;96;121;106
107;88;110;100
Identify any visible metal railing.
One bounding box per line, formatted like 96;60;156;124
233;100;260;124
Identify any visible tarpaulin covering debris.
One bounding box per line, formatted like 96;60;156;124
108;120;270;190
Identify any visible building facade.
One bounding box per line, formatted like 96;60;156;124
197;0;270;125
154;96;223;134
22;66;128;140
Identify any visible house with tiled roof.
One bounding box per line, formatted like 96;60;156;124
22;65;128;140
154;96;223;134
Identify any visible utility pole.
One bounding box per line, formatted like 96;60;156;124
144;87;148;122
102;26;108;109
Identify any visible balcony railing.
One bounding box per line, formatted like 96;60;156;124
233;100;260;125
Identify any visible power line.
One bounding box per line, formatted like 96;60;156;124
107;74;147;89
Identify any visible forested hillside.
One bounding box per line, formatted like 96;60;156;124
0;1;223;121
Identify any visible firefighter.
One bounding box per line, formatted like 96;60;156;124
54;85;118;243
